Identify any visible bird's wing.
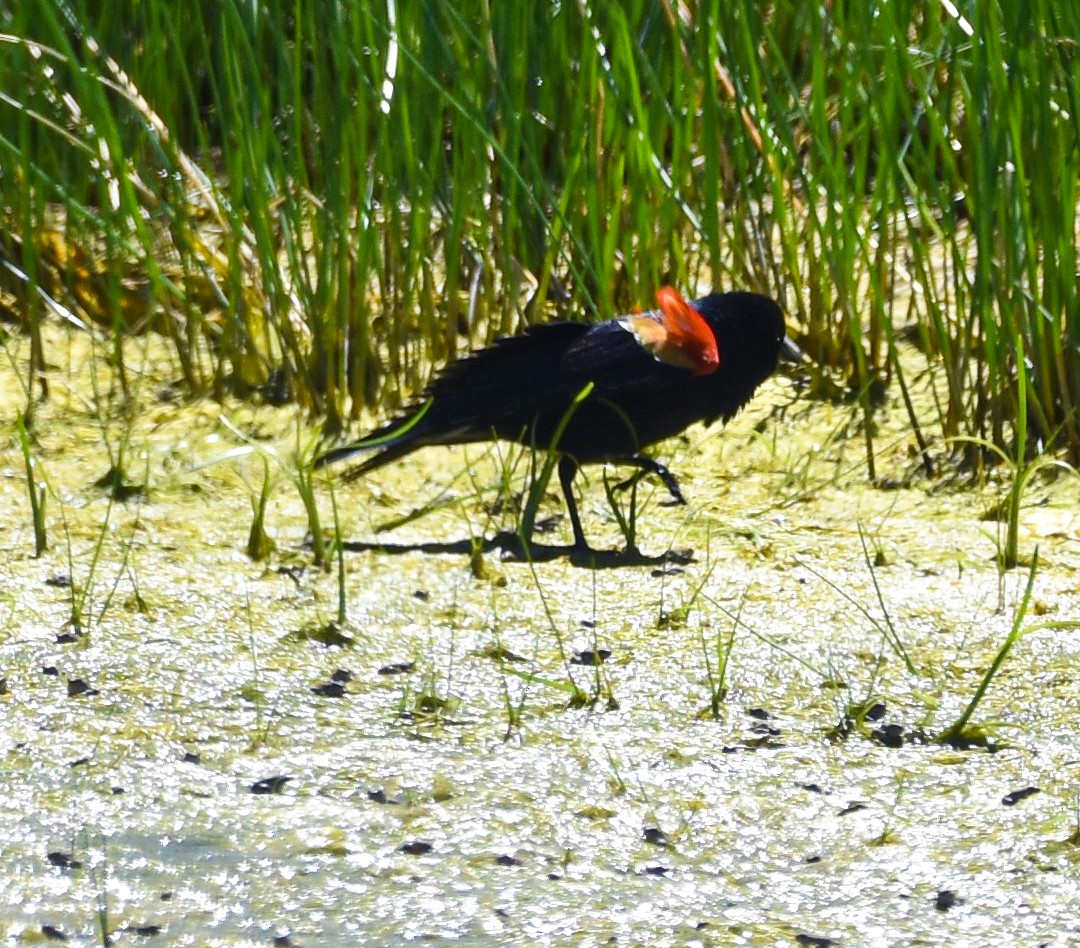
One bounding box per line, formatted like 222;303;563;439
359;323;595;446
427;323;591;402
352;318;703;452
559;321;694;393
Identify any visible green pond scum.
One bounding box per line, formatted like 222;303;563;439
4;1;1080;942
1;325;1078;945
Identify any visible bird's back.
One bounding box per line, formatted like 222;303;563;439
343;291;785;468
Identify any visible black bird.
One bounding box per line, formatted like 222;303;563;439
317;287;797;554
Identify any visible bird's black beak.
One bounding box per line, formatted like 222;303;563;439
779;335;805;364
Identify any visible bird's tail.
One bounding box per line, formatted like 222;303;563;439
314;399;435;480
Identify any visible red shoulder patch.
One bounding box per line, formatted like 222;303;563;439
619;287;720;376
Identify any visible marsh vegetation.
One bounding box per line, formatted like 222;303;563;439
2;1;1079;944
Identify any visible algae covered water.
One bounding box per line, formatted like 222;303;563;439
1;326;1079;945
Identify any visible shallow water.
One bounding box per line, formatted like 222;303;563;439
1;325;1079;945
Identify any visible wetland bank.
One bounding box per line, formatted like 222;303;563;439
5;1;1080;943
1;325;1079;945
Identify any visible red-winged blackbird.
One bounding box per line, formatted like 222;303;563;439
317;287;797;553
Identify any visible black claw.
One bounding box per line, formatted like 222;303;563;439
614;456;685;506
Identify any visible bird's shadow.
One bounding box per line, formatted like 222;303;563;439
341;530;694;570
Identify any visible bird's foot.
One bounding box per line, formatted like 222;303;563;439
613;458;686;506
613;470;646;492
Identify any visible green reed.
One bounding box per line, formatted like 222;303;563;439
1;0;1077;471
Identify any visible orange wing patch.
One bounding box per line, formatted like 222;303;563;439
619;286;721;376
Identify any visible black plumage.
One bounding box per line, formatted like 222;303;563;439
317;291;793;552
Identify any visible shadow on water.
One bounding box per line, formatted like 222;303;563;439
341;530;695;569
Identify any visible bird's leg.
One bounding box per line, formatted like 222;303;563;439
614;456;686;506
558;455;590;550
